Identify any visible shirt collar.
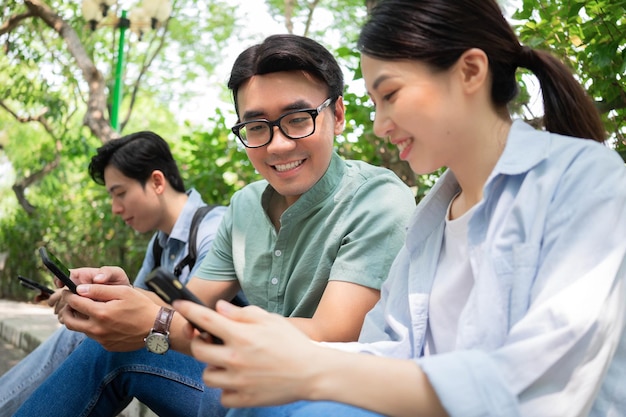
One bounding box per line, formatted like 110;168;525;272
261;152;345;216
490;119;550;177
406;120;549;252
158;188;205;246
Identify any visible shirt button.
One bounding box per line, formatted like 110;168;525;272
169;254;176;260
274;250;282;257
271;277;278;285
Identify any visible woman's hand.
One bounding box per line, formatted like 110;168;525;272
174;299;325;407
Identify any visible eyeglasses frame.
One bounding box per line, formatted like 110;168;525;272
231;97;334;149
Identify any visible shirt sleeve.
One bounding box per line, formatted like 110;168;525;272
195;203;237;281
327;172;416;289
187;206;227;280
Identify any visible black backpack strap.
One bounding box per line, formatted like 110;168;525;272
151;232;163;270
173;205;216;277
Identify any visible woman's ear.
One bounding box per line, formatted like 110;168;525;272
457;48;489;95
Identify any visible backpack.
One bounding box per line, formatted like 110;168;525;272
152;205;216;278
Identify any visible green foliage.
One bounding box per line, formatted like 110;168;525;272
174;110;261;205
513;0;626;156
1;0;624;300
0;0;240;299
0;133;148;300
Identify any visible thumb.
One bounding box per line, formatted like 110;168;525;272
76;283;128;302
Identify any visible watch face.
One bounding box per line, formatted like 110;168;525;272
145;333;169;354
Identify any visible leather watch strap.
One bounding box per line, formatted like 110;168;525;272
152;306;174;334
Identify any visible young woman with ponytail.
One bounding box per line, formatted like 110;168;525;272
175;1;626;416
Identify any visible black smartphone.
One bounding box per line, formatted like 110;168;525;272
145;267;223;344
38;247;77;294
18;275;55;295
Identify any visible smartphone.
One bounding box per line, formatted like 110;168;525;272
18;275;55;295
145;267;223;344
38;247;77;294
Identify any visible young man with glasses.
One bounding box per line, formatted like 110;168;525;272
13;34;416;417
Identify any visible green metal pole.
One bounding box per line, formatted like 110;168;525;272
111;10;129;132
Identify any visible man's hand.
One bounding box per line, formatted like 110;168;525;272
46;288;69;316
59;284;160;352
60;266;131;288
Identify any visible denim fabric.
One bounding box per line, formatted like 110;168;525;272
225;401;384;417
0;327;85;416
13;337;226;417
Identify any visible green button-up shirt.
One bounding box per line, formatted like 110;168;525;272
196;152;416;317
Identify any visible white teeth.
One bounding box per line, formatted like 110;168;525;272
274;160;303;172
397;140;410;153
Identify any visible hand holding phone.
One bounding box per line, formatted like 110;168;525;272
18;275;55;298
145;267;223;344
39;247;77;294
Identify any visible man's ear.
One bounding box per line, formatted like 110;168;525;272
150;170;167;194
457;48;489;95
333;95;346;135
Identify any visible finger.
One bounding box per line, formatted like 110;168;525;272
47;289;62;307
54;301;64;315
61;305;91;332
215;299;269;324
189;332;224;366
64;285;127;321
75;283;132;302
174;300;235;342
181;319;195;340
68;267;101;285
201;366;238;391
92;266;129;285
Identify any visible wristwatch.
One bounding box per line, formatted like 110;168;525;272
144;306;174;354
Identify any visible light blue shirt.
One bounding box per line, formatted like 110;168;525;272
334;121;626;416
133;189;226;289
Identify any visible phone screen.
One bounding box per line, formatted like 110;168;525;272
39;247;77;293
45;250;71;278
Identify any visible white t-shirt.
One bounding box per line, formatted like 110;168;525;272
425;197;476;355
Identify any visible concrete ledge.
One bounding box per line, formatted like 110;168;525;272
0;300;60;353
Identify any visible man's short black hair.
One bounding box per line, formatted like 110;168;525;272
88;131;185;192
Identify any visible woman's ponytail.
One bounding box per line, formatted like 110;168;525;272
517;46;606;142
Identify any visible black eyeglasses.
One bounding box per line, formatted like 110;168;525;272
231;98;333;148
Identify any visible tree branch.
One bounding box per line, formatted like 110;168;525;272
284;0;295;34
0;99;63;212
302;0;320;37
23;0;117;142
122;22;170;131
12;152;61;215
0;11;34;36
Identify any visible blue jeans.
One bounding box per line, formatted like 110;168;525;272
0;326;86;416
225;402;384;417
13;337;227;417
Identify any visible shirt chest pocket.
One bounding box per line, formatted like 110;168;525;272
491;243;541;329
